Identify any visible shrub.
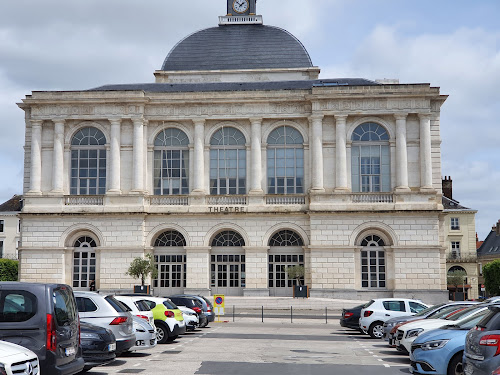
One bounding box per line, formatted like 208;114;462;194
483;259;500;296
0;259;19;281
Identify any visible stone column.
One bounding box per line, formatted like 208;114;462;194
192;119;206;193
51;119;65;194
310;114;325;192
132;118;145;193
243;247;270;296
395;113;410;191
249;118;263;194
335;114;349;191
108;118;121;194
419;114;433;190
28;120;43;195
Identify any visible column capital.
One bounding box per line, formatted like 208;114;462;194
30;119;43;127
192;118;206;126
418;113;432;120
249;117;263;124
52;118;66;126
309;113;324;122
334;114;348;121
109;118;122;126
394;113;409;121
132;117;146;126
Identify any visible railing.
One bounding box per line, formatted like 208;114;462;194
218;15;263;25
65;196;104;206
350;193;394;203
207;196;248;205
149;196;189;206
266;195;306;205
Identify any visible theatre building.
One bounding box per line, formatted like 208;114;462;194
18;1;449;302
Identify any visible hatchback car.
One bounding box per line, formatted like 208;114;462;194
0;340;39;375
0;282;84;374
74;292;135;354
359;298;429;338
168;295;208;328
340;304;365;331
170;294;214;325
80;321;116;372
114;295;155;327
129;315;157;352
409;309;489;375
177;306;199;331
463;304;500;375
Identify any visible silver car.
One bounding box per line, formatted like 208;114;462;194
129;316;157;352
74;292;136;354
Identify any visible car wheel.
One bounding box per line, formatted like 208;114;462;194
447;352;464;375
155;322;170;344
368;321;384;339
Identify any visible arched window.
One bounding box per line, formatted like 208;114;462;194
73;235;97;289
154;128;189;195
360;234;386;288
71;127;107;195
351;123;390;193
210;127;246;195
211;231;245;247
154;230;187;247
269;230;304;247
267;126;304;195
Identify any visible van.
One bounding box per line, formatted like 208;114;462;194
0;282;84;375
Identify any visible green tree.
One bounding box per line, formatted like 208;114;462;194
0;259;19;281
483;260;500;296
287;265;305;286
125;254;158;286
447;270;467;289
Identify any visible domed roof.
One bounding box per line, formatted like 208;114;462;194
161;25;313;71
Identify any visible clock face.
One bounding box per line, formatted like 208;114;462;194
233;0;249;14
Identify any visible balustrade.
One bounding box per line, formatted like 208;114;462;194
65;196;104;206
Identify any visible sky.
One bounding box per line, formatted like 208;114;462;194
0;0;498;239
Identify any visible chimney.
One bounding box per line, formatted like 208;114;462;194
442;176;453;200
496;220;500;235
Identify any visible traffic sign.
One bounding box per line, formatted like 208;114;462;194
214;294;225;316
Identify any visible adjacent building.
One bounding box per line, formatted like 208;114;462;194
477;221;500;297
0;195;22;259
17;1;449;302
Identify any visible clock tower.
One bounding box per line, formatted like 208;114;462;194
227;0;256;16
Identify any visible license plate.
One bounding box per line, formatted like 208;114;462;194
108;343;116;352
464;364;473;375
135;340;145;346
65;347;76;357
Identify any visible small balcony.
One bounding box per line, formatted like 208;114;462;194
65;196;104;206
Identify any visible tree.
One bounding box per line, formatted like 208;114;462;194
125;254;158;286
447;270;467;289
287;265;305;286
483;260;500;296
0;259;19;281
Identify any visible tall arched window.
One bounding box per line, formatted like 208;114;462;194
210;127;246;195
351;123;390;192
73;235;97;289
71;127;107;195
153;230;187;291
360;235;386;288
154;128;189;195
267;126;304;195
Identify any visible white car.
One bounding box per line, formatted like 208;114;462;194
0;341;40;375
129;316;157;352
359;298;429;338
178;306;199;330
395;304;489;353
114;295;155;327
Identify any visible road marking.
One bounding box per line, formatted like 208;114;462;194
384;364;390;368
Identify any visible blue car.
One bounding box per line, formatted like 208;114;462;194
409;309;489;375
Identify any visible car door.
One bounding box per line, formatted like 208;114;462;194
382;300;408;319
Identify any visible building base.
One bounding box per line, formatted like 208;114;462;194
243;288;270;297
310;289;448;304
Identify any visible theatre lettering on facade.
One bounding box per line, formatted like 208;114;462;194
18;0;449;302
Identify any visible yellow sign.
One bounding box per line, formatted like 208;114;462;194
214;294;225;316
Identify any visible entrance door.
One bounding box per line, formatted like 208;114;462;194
268;254;304;297
153;254;186;296
211;254;245;296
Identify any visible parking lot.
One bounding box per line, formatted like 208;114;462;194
88;321;412;375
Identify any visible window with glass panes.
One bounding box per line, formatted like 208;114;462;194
0;241;3;258
267;126;304;194
451;241;461;258
351;123;390;192
71;127;107;195
210;127;246;195
154;128;189;195
0;220;3;232
152;230;187;289
210;231;246;289
451;218;460;230
73;236;97;289
360;235;386;288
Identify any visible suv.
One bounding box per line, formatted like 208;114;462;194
0;282;84;374
0;340;40;375
464;304;500;375
359;298;429;338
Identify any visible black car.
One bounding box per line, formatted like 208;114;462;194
80;322;116;372
0;282;85;374
167;296;208;328
170;295;215;326
340;304;365;331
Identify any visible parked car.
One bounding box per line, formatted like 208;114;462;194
0;340;40;375
340;304;366;331
463;304;500;375
359;298;429;338
74;292;135;354
408;308;489;375
114;295;155;327
493;366;500;375
383;302;479;341
396;304;491;354
168;295;208;328
128;316;157;352
0;282;84;374
177;306;199;331
80;321;116;372
170;294;215;326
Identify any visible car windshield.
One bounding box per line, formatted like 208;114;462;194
414;303;447;317
105;296;129;313
431;305;467;319
455;309;489;329
135;300;151;312
446;306;485;321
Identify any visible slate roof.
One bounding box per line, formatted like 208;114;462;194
0;195;22;212
90;78;379;93
477;224;500;257
442;196;472;211
161;25;313;71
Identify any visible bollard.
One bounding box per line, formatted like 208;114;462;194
326;307;328;324
233;305;235;322
291;306;293;323
262;306;264;323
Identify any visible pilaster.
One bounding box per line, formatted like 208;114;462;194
27;120;43;195
249;118;263;194
419;113;434;191
310;114;325;192
334;114;349;192
108;118;122;194
51;119;65;194
131;118;145;193
192;119;206;194
395;113;410;192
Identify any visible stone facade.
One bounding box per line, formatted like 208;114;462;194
0;195;22;259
